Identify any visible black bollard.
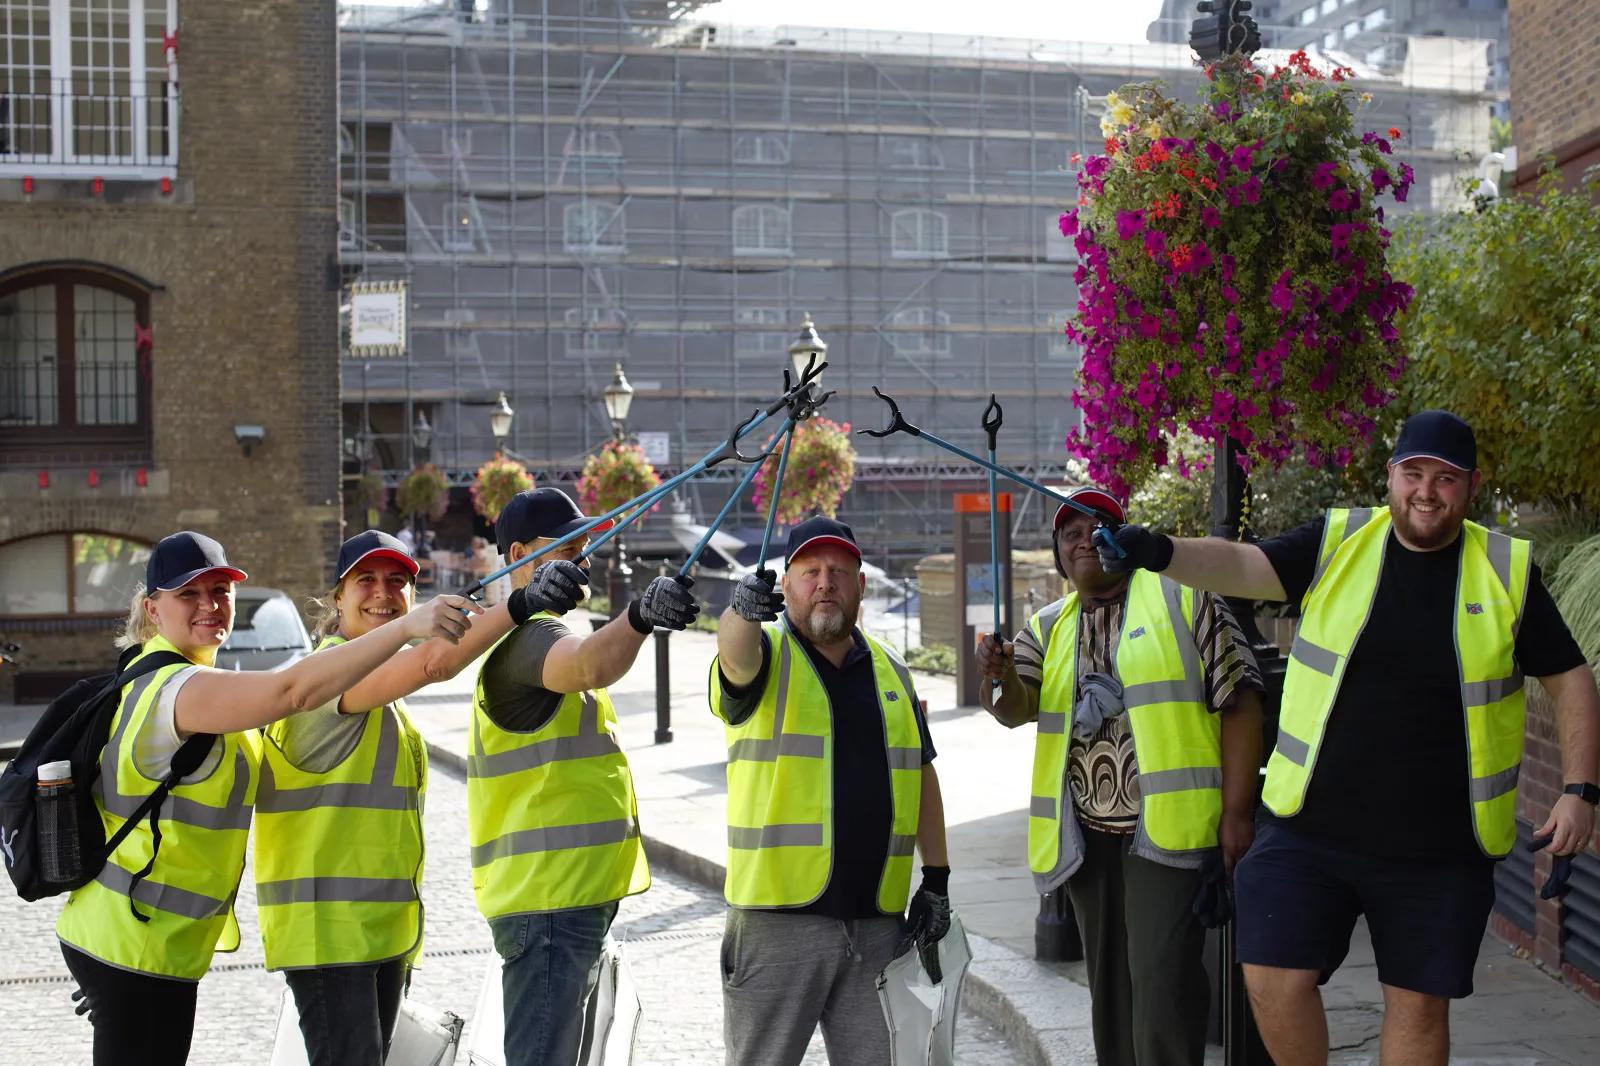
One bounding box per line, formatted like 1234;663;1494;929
1035;884;1083;962
654;627;672;744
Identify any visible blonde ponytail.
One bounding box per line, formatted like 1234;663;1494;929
114;584;159;649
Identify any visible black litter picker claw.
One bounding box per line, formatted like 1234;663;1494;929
859;386;923;439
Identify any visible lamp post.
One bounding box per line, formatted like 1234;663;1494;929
409;409;435;574
602;363;634;620
489;391;514;448
787;313;827;403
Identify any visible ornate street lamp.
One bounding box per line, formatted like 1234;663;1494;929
411;409;433;456
600;365;634;619
788;313;827;394
602;362;634;441
489;391;514;447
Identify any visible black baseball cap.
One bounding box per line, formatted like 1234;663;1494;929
336;530;419;582
495;488;613;554
145;531;248;593
1391;410;1476;472
785;516;862;567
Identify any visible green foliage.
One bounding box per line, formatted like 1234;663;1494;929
352;472;388;514
905;643;957;676
395;464;450;521
1129;433;1213;536
577;441;662;522
689;610;720;634
1390;167;1600;511
1511;507;1600;584
1550;534;1600;664
752;417;858;526
1490;117;1513;153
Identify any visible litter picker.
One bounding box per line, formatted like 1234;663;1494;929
981;395;1004;690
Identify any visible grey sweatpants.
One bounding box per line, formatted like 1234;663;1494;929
720;908;903;1066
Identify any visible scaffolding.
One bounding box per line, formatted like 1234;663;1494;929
336;0;1498;564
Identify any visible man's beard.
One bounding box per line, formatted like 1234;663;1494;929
1388;488;1465;550
793;596;859;644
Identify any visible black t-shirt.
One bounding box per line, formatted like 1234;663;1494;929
717;626;937;920
478;617;570;733
1260;517;1586;862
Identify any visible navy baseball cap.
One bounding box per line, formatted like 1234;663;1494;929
145;531;248;593
336;530;419;582
495;488;613;554
1391;410;1476;471
1054;486;1126;529
785;516;862;567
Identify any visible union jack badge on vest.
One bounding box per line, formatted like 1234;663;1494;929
885;691;900;701
1128;626;1147;639
1466;603;1484;615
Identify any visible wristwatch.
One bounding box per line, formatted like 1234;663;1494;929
1565;783;1600;806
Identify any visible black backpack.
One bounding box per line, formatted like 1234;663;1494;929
0;645;218;919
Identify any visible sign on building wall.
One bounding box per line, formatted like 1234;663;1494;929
636;432;671;467
348;281;408;357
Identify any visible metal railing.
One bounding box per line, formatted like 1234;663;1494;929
0;87;179;178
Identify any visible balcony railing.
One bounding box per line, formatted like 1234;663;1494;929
0;86;179;180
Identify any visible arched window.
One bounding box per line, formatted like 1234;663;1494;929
443;198;477;252
0;269;153;458
733;134;789;165
0;533;151;618
890;208;949;258
564;201;626;254
733;205;792;255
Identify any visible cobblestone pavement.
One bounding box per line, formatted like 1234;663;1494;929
0;764;1023;1066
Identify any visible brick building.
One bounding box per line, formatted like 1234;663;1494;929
0;0;341;701
1507;0;1600;194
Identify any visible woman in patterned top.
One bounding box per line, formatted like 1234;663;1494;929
977;487;1265;1066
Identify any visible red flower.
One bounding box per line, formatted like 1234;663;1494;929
1070;152;1082;164
1388;127;1402;140
1105;138;1120;155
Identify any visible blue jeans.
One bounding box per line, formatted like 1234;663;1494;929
283;958;408;1066
490;901;619;1066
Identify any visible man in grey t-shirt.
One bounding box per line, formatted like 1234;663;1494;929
474;488;698;1066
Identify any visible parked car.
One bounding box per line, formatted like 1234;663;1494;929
217;588;314;671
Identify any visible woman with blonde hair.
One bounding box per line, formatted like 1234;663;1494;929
256;529;590;1066
57;530;479;1066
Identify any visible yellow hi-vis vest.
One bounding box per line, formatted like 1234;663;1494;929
254;636;428;971
1027;571;1218;892
467;622;649;920
709;618;925;914
1266;507;1531;857
57;637;261;981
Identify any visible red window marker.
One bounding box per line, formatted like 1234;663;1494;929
38;471;49;489
22;176;33;194
136;468;148;488
88;470;99;488
160;177;172;195
92;177;104;196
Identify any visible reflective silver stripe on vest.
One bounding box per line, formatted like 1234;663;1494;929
469;693;619;778
1032;599;1068;656
886;747;922;771
727;823;825;849
1274;727;1311;767
888;834;918;857
258;709;415;813
1289;635;1340;676
1123;679;1197;708
1486;532;1513;596
1470;763;1521;803
1030;795;1057;819
470;816;638;868
1464;673;1524;708
255;876;418;907
1306;507;1372;602
1140;766;1223;795
95;862;230;921
727;639;827;763
1037;711;1067;734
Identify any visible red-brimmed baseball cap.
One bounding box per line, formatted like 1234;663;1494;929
785;515;862;567
336;530;420;581
145;531;248;592
1053;487;1126;529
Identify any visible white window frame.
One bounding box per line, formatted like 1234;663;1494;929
339;125;356;155
887;308;951;358
1342;20;1359;39
0;0;180;179
443;198;477;252
575;130;622;159
339;198;358;249
734;306;788;358
732;204;792;256
1041;310;1074;361
1319;0;1337;14
733;133;788;165
563;201;626;254
563;306;627;357
1362;7;1387;31
443;307;478;358
890;208;949;259
1299;6;1317;24
885;137;944;170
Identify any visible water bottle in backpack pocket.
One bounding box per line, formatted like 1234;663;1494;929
36;760;82;885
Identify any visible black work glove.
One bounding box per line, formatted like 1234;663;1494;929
1531;831;1575;900
1191;850;1233;929
630;575;700;633
71;986;95;1025
508;560;590;624
1094;524;1174;575
731;569;784;623
903;865;953;982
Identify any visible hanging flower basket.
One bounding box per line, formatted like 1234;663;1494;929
1062;51;1415;499
752;417;857;529
471;455;534;523
352;472;389;515
578;440;662;522
395;463;450;521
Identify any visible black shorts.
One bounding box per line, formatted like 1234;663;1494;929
1234;821;1495;999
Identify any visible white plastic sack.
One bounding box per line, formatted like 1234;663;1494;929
465;934;641;1066
270;988;463;1066
876;912;974;1066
